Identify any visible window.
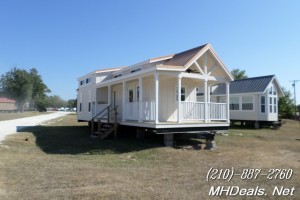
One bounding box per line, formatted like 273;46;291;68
128;89;134;102
230;96;239;110
80;80;84;86
242;96;253;110
86;78;91;84
274;97;277;113
176;87;186;101
114;74;122;78
79;103;82;112
261;96;265;113
273;87;277;95
137;86;139;102
88;102;91;112
131;68;141;73
268;85;277;114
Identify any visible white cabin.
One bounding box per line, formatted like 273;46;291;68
77;44;234;144
211;75;283;128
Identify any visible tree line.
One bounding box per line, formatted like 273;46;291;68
0;67;76;112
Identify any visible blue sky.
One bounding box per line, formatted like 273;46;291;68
0;0;300;103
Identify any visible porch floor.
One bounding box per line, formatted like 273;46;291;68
119;120;229;129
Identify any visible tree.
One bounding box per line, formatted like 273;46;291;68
278;88;294;119
0;67;50;112
67;99;77;108
46;95;67;108
231;68;248;80
28;68;51;110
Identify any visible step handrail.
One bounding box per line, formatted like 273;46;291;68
92;105;110;121
91;105;118;139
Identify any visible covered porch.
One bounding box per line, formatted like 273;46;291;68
94;72;230;127
94;47;232;128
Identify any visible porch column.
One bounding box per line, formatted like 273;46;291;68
226;82;230;123
122;81;126;121
207;84;211;122
138;77;143;122
204;79;208;122
154;73;159;124
177;76;182;123
108;85;111;106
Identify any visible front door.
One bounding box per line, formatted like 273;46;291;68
113;87;122;120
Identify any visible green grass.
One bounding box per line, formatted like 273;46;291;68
0;114;299;199
0;111;51;121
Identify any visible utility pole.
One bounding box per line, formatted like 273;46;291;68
290;80;300;116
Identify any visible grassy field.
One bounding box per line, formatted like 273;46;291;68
0;114;299;199
0;111;51;121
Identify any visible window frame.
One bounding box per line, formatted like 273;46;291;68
229;96;240;111
128;88;134;102
260;95;266;113
176;86;186;102
241;96;254;111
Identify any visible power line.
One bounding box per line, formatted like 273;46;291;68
289;80;300;116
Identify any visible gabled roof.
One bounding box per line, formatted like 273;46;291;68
0;97;16;103
212;75;283;96
163;44;207;67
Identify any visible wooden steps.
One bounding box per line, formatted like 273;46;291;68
90;105;118;140
91;123;118;139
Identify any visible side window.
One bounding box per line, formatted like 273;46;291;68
268;85;277;114
274;97;277;113
269;87;272;95
79;103;82;112
88;102;91;112
273;87;277;95
242;96;253;110
230;96;239;110
269;97;273;113
261;96;265;113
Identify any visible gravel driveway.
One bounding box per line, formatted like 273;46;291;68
0;112;71;143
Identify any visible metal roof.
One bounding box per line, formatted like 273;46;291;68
212;75;275;95
163;44;207;66
0;97;16;103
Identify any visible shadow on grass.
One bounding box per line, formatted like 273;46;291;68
17;125;163;155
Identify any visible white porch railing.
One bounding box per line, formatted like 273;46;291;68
142;101;155;121
181;101;205;120
125;101;156;121
123;101;226;122
181;102;227;121
209;102;227;120
125;102;139;120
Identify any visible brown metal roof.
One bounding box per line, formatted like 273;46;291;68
0;97;16;103
163;44;207;67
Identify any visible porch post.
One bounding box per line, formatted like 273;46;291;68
154;73;159;124
204;79;208;122
122;81;126;121
138;77;143;122
177;76;182;123
108;85;111;106
226;82;230;122
207;84;211;122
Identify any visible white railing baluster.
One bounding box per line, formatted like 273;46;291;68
180;101;227;121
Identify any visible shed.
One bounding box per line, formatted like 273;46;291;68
0;97;16;111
